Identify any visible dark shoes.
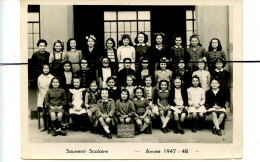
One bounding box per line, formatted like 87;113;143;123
52;129;57;136
59;130;67;136
135;129;141;135
174;129;185;134
216;129;222;136
40;127;47;132
192;128;197;133
145;128;151;134
212;127;217;134
106;133;112;139
161;128;167;133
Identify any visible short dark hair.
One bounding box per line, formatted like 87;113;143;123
105;38;116;48
134;32;149;44
120;88;130;102
37;39;48;47
158;79;169;90
66;38;78;51
49;77;61;89
214;58;226;68
118;34;133;46
191;75;201;87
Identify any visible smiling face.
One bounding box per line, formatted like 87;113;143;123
160;81;168;90
175;37;182;46
126;76;133;86
54;42;62;52
101;90;109;100
137;33;145;44
102;58;110;67
174;78;182;88
211;39;219;49
52;79;60;88
90;82;98;92
145;77;152;87
211;80;220;89
121;91;128;101
135;89;143;99
87;38;95;48
107;79;115;88
198;62;205;70
73;78;80;88
123;38;130;46
63;63;71;72
156;35;163;44
192;78;200;87
70;40;76;49
43;65;50;74
106;40;114;49
160;63;167;70
81;59;88;69
191;37;199;47
38;42;46;53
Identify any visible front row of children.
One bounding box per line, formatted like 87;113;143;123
41;64;227;138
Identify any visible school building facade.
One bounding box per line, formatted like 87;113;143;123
28;5;233;111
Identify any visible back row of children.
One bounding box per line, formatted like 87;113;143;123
37;56;229;139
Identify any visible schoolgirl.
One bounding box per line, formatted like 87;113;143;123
133;87;151;134
192;59;211;92
117;58;137;87
68;77;87;131
37;64;54;131
154;57;172;89
187;75;207;133
115;89;136;124
103;38;118;72
106;76;120;102
207;38;227;72
76;58;96;88
45;77;67;136
122;75;136;100
64;38;82;73
186;34;207;73
136;57;154;86
59;60;73;93
169;76;188;134
173;59;192;90
117;34;136;71
83;35;100;69
154;80;172;133
98;57;116;88
96;89;116;139
206;78;227;136
49;40;65;77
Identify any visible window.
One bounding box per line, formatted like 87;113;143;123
104;11;151;47
28;5;40;58
186;9;196;46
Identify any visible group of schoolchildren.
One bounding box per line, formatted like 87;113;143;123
33;32;230;139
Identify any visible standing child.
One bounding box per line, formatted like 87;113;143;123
117;34;136;71
118;58;137;87
207;38;227;72
149;32;170;71
155;80;172;133
96;89;116;139
98;57;116;88
68;77;87;131
115;89;135;124
83;35;100;69
103;38;118;72
122;75;136;100
192;59;211;92
49;40;65;77
186;34;207;73
154;57;172;90
136;57;154;86
170;35;187;70
106;76;120;102
59;60;73;93
85;80;100;133
37;64;54;131
173;59;192;90
187;75;206;133
206;78;227;136
134;32;150;71
133;87;151;134
210;58;230;101
169;76;188;134
64;38;82;73
45;77;67;136
76;58;96;88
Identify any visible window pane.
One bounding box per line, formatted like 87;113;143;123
186;10;193;19
118;32;125;41
118;22;124;32
33;23;39;33
28;23;32;33
186;21;193;30
28;12;39;22
104;33;110;43
131;21;137;31
104;11;116;20
118;11;137;20
138;11;150;20
138;21;145;31
186;31;193;45
28;49;34;59
104;22;110;32
131;32;137;43
193;10;196;19
145;32;151;46
111;22;117;32
125;21;130;32
194;21;197;31
111;33;117;47
145;21;151;31
33;34;40;47
28;34;33;48
125;32;130;36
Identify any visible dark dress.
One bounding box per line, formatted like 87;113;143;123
173;68;192;90
148;44;171;71
82;47;101;69
169;46;188;71
117;68;137;87
76;68;96;88
103;48;118;72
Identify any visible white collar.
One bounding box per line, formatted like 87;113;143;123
174;45;182;48
175;88;181;91
137;43;145;46
134;97;144;101
215;68;224;72
107;86;117;90
159;90;168;92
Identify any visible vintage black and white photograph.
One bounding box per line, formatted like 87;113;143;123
21;0;242;159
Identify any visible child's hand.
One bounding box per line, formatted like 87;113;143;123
50;106;55;109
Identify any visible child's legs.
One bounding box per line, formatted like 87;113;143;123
159;110;165;126
119;118;125;124
218;113;225;126
141;118;150;132
50;112;57;121
162;110;172;128
152;105;160;116
212;112;220;129
87;111;94;124
136;119;142;128
173;111;179;121
105;117;111;126
198;112;204;118
57;112;63;122
192;112;198;119
98;117;106;127
180;113;186;123
125;117;132;124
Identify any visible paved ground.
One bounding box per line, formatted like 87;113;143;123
28;88;233;143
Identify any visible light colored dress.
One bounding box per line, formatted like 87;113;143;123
117;45;135;71
187;87;206;113
192;70;211;92
63;50;82;73
37;74;54;107
69;88;87;115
